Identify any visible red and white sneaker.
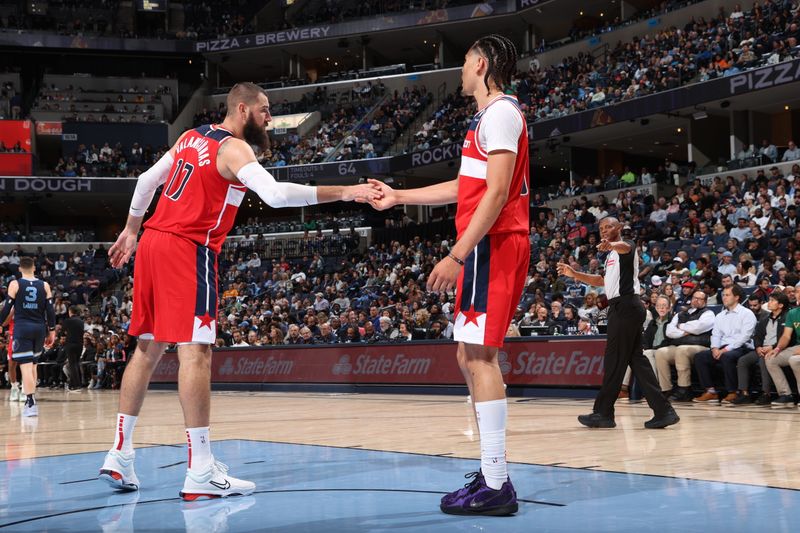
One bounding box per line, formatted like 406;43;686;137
180;458;255;501
99;449;140;492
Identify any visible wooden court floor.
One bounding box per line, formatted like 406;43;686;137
3;388;800;490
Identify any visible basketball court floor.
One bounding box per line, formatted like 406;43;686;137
2;389;800;531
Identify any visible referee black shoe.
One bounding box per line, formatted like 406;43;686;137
644;408;680;429
577;413;616;428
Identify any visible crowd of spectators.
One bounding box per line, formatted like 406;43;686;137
281;0;475;30
266;87;386;166
402;1;800;155
0;243;129;391
0;225;96;243
0;141;27;153
195;83;430;164
522;1;800;123
0;1;118;37
181;0;256;41
33;83;173;125
53;142;170;178
1;0;471;41
6;158;800;403
337;85;432;160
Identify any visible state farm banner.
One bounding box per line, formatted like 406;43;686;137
150;338;607;387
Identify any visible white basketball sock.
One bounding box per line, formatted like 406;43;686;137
112;413;137;454
475;399;508;490
186;427;212;471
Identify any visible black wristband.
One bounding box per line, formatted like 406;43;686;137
448;253;465;266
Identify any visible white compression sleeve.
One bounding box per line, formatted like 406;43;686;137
129;152;175;216
236;161;318;208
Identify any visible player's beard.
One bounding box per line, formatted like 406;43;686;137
243;112;270;155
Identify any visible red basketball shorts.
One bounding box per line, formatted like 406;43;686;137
453;232;530;348
129;229;218;344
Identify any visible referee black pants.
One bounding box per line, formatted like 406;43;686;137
594;295;671;418
65;343;82;389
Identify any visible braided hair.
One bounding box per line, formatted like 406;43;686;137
469;34;518;96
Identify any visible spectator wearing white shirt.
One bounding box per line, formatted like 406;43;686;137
729;218;752;242
55;254;67;272
313;292;330;312
589;87;606;107
692;285;757;403
654;290;716;401
782;140;800;162
717;251;738;277
231;330;249;347
751;208;770;231
770;185;792;208
246;253;261;269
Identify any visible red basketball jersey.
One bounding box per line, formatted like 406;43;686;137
455;95;530;237
144;124;247;253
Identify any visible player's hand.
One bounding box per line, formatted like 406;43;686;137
341;183;383;203
556;262;576;278
598;239;613;252
426;257;460;293
109;228;138;268
366;179;398;210
44;330;56;349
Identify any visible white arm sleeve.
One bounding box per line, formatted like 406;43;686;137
129;152;175;216
236;161;318;208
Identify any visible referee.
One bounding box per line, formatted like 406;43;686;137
557;217;679;429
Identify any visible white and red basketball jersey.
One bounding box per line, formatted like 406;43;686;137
144;124;246;253
455;95;530;237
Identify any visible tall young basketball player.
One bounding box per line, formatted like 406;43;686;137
100;82;381;500
369;35;528;516
0;256;56;417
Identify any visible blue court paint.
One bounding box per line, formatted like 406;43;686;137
1;440;799;532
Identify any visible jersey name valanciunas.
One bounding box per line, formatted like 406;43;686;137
144;124;247;253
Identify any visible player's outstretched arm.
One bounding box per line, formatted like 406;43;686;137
219;138;382;206
366;178;458;210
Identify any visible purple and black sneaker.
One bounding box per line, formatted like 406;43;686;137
440;475;518;516
440;471;484;507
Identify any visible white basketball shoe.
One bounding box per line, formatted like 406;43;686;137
99;449;140;491
180;458;255;501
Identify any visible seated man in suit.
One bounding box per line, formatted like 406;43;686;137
653;290;716;401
